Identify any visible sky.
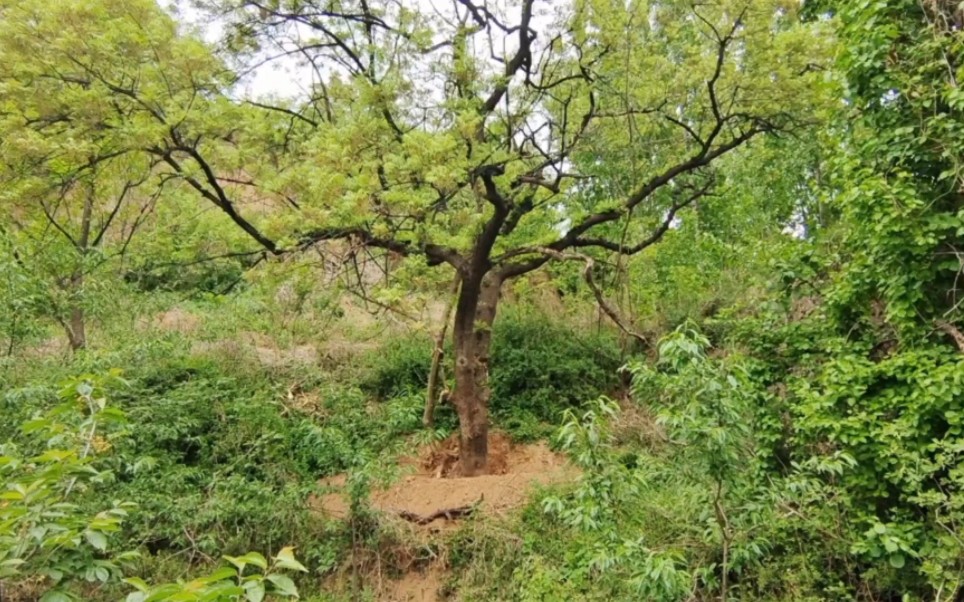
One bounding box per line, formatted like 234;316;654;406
166;0;556;102
168;1;310;99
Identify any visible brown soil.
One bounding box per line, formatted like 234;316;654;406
313;432;574;524
380;564;446;602
312;433;574;602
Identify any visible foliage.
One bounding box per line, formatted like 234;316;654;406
490;307;621;433
361;307;620;437
4;0;964;600
0;372;133;599
0;370;310;602
0;246;46;356
123;547;307;602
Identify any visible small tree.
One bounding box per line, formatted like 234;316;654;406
0;0;196;350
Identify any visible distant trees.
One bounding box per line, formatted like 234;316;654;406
0;0;248;350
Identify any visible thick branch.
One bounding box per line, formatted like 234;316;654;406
157;147;279;254
298;227;462;268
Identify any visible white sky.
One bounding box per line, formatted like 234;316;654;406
167;0;310;99
167;0;557;102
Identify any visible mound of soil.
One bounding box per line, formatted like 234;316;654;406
313;431;574;525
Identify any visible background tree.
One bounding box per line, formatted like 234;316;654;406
0;0;252;350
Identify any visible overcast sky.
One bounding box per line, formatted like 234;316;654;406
167;0;310;99
166;0;557;102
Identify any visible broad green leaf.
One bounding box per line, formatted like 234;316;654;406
225;552;268;572
123;577;151;592
244;581;266;602
267;574;298;597
84;530;108;551
274;547;308;572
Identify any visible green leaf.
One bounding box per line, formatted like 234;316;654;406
274;547;308;572
196;566;238;584
267;574;298;597
40;591;72;602
225;552;268;572
123;577;151;592
84;530;107;551
244;581;266;602
888;553;905;569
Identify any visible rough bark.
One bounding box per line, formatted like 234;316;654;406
67;301;87;351
66;192;92;352
451;271;502;476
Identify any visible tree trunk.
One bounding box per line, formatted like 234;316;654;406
65;187;93;352
450;271;502;476
65;272;86;351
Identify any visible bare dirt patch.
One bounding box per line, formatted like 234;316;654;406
311;433;574;601
380;563;446;602
152;307;201;334
313;432;574;525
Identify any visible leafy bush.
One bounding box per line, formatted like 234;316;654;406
359;337;432;399
1;372;310;602
123;547;307;602
97;355;331;563
360;307;621;437
1;373;133;600
490;307;621;434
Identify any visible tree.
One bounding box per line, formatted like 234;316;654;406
0;0;244;350
181;0;829;474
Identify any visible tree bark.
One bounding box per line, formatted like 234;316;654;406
64;186;93;352
450;270;502;476
64;271;87;351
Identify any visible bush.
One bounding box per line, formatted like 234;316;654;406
360;307;621;437
107;360;320;550
490;307;621;433
359;336;433;399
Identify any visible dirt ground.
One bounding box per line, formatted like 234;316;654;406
311;432;576;601
314;431;573;523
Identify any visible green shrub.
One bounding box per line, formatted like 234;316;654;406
359;336;432;399
360;307;621;437
490;307;621;433
98;355;331;560
124;259;248;295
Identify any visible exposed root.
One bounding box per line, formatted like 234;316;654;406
396;498;480;525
